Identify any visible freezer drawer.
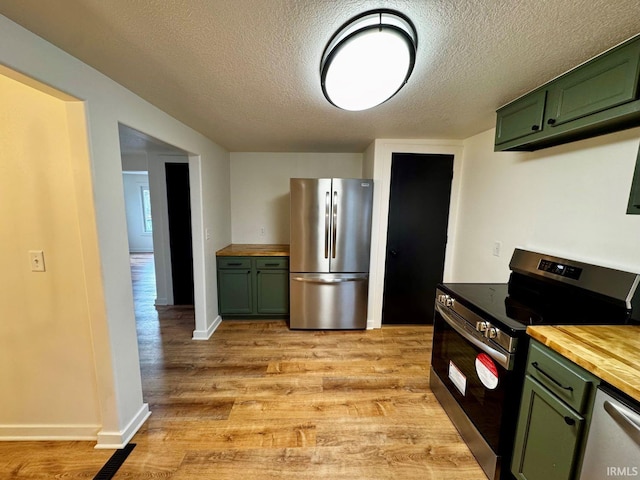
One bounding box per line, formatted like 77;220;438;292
289;273;368;329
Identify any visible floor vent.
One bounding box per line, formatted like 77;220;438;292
93;443;136;480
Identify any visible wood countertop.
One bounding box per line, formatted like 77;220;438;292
527;325;640;402
216;244;290;257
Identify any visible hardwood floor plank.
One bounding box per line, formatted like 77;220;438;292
173;444;485;480
0;441;113;479
314;419;464;447
133;420;317;449
266;360;429;376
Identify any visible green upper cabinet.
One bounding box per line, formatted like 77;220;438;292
495;89;547;144
547;39;640;126
496;35;640;151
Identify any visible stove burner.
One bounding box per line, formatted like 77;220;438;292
504;297;544;325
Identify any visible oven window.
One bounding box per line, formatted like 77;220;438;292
431;309;517;451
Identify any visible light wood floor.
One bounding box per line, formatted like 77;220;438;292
0;253;485;479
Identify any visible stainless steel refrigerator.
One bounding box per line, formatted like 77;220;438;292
289;178;373;329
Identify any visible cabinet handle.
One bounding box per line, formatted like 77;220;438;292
264;263;280;266
531;124;540;131
531;361;574;391
564;416;576;426
227;262;242;266
547;118;556;125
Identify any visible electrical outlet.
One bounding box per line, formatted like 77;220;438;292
492;241;502;257
260;227;265;237
29;250;46;272
205;228;211;240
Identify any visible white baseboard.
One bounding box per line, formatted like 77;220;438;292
95;403;151;449
192;315;221;340
0;423;100;441
154;297;168;306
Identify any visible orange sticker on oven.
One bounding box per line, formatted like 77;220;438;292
475;353;499;389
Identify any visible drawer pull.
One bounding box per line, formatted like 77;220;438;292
264;263;280;266
564;416;575;426
227;262;242;266
531;361;574;391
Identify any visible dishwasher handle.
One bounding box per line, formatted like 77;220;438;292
604;399;640;445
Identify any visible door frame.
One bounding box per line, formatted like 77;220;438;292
365;139;464;329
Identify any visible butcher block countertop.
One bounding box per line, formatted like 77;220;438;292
527;325;640;402
216;244;290;257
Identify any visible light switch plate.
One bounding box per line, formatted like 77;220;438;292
29;250;46;272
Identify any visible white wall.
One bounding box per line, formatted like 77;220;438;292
229;152;362;244
0;15;231;447
452;127;640;282
0;72;102;441
122;172;154;253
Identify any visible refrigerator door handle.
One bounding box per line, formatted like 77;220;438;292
291;276;366;284
324;191;330;259
332;191;338;259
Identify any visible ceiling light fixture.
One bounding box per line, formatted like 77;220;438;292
320;9;418;111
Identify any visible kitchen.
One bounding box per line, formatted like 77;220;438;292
1;2;640;479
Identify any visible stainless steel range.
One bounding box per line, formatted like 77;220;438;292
430;249;640;480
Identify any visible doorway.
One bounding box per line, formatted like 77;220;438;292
119;125;193;307
165;162;194;305
382;153;454;325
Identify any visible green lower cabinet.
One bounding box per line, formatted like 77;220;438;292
256;270;289;314
217;256;289;318
512;376;584;480
217;268;253;314
511;340;600;480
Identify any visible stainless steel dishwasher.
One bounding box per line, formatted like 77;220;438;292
579;386;640;480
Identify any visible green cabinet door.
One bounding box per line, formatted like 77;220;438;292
495;89;547;145
256;270;289;314
546;39;640;127
255;257;289;315
511;376;585;480
218;268;253;314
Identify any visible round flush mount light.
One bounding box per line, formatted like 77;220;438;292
320;9;418;111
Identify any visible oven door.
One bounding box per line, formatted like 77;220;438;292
431;302;520;453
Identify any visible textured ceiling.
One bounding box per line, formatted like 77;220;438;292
2;0;640;152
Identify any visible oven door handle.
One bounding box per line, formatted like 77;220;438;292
436;303;511;370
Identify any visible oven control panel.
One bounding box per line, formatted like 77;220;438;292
538;259;582;280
